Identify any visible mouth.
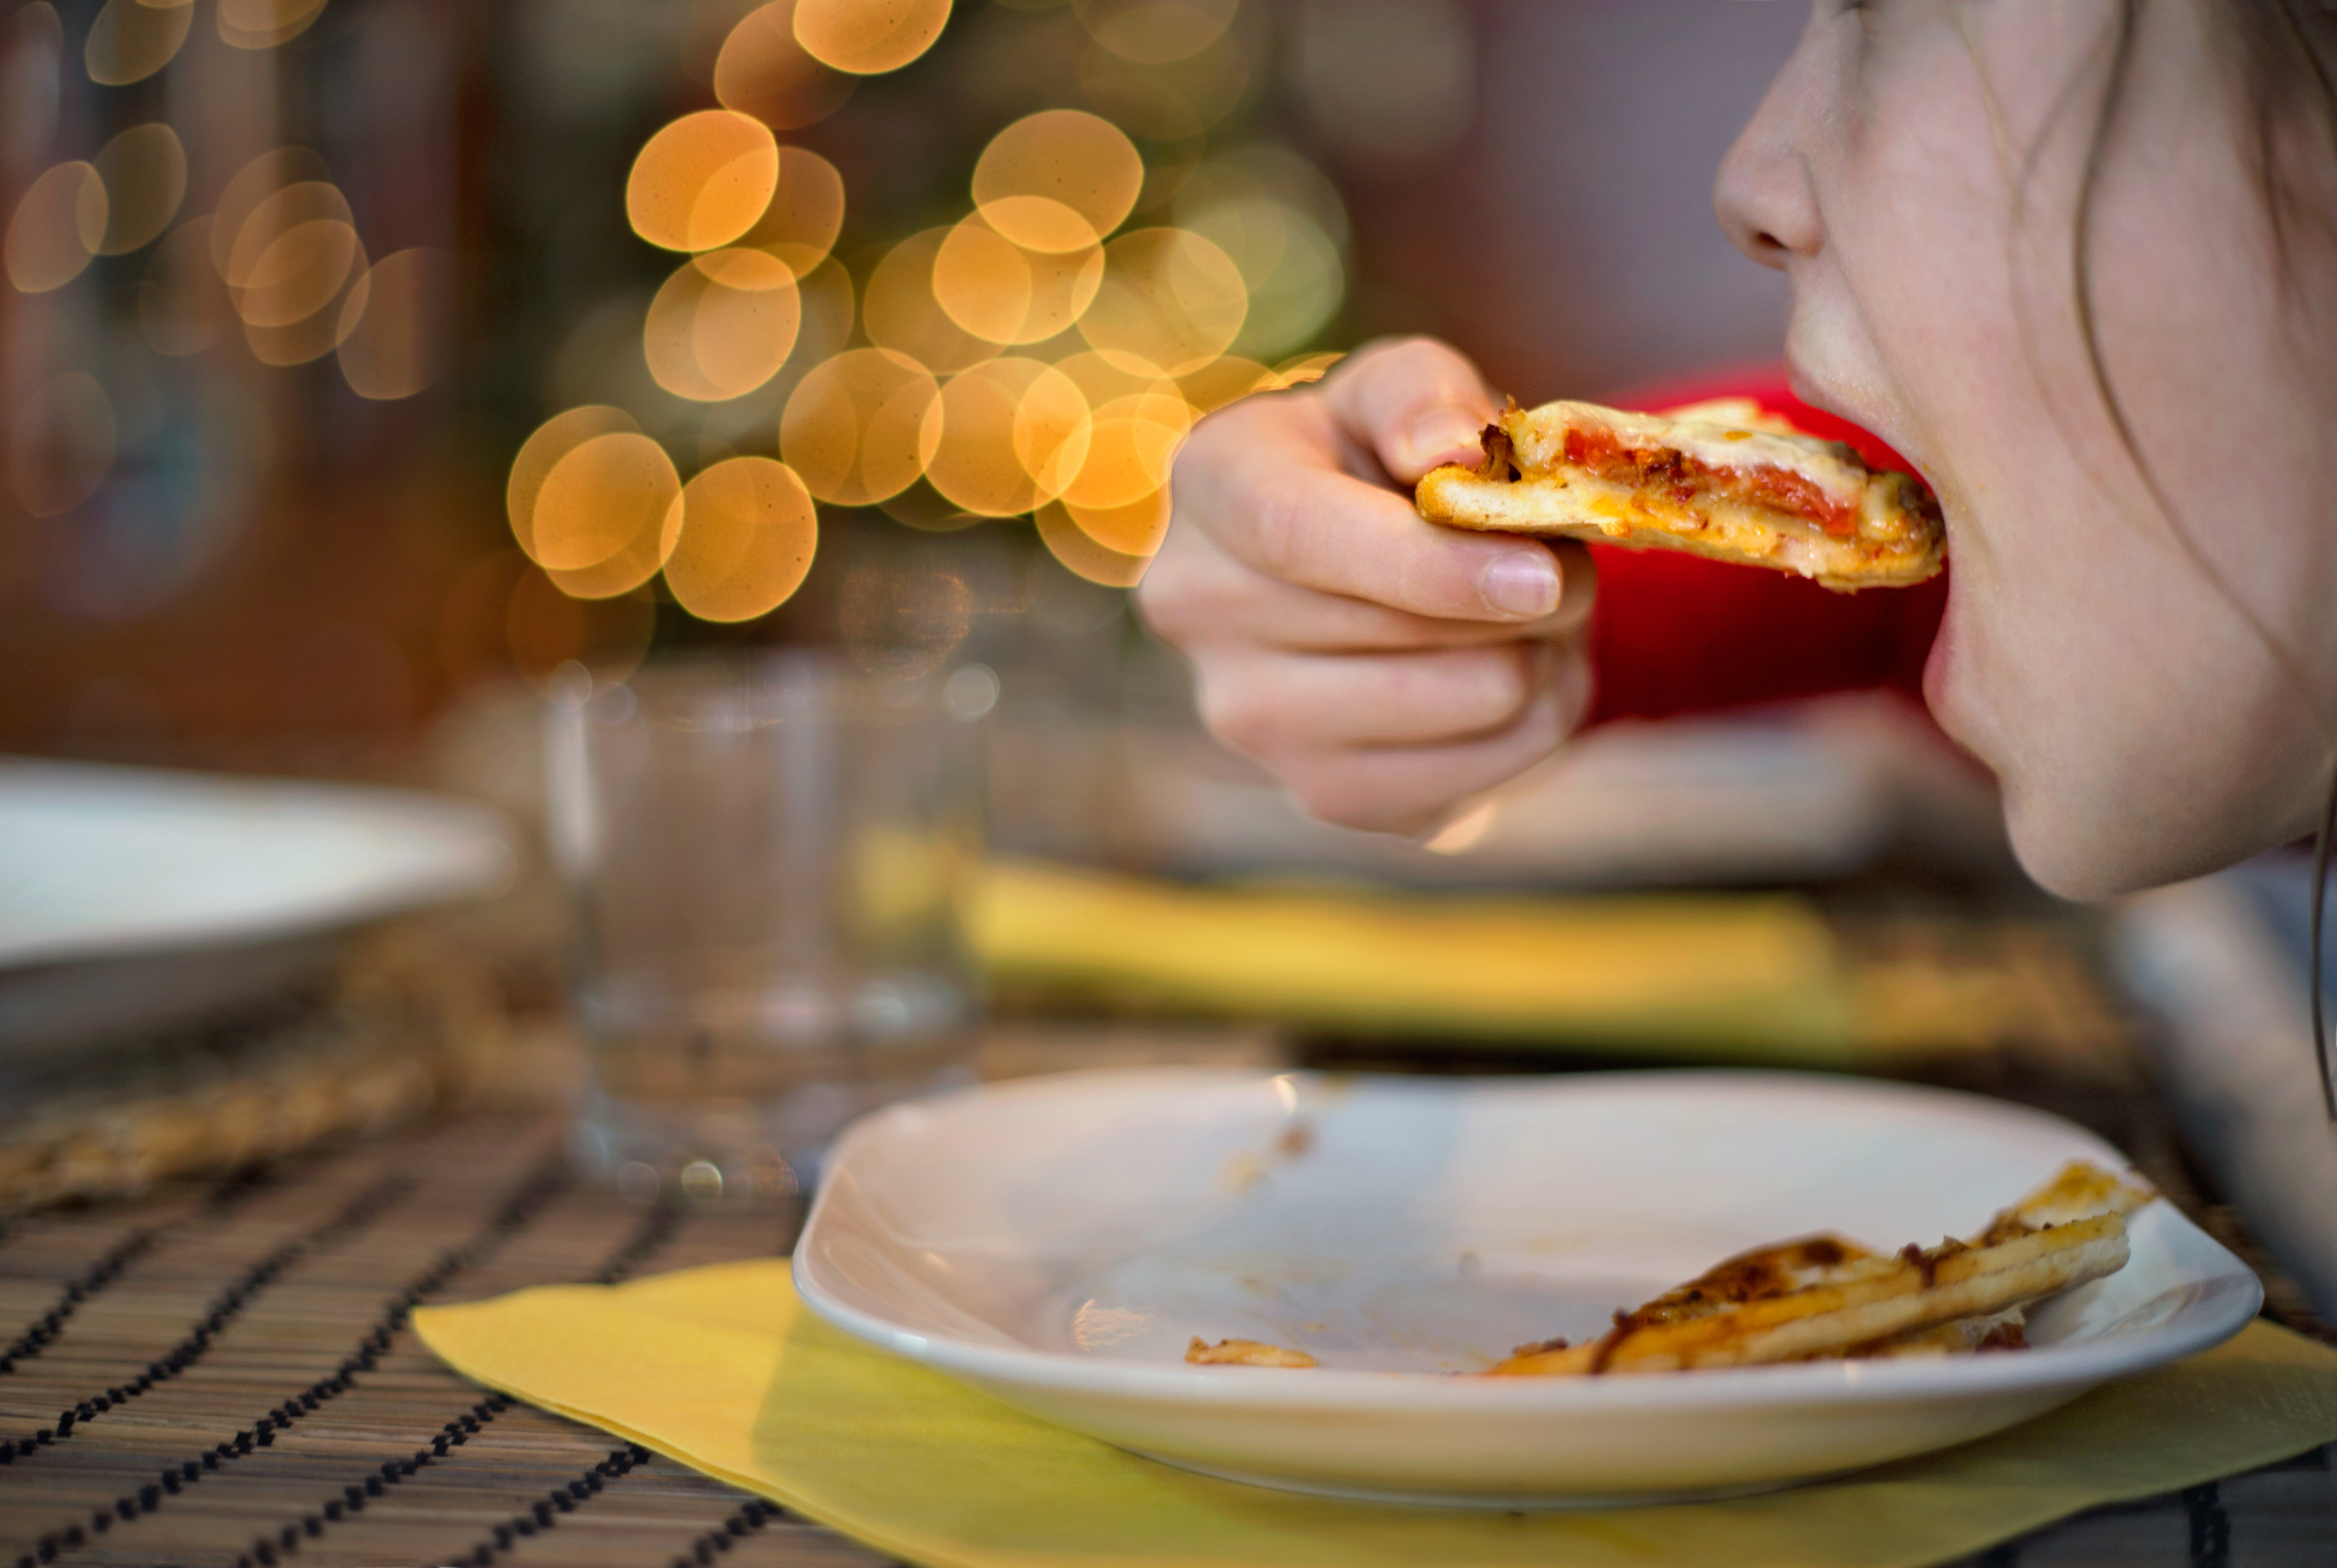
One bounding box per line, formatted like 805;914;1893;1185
1783;356;1925;479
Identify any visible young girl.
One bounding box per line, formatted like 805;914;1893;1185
1137;0;2337;906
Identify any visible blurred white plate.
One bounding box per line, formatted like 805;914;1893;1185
795;1069;2259;1506
0;758;515;968
0;759;515;1059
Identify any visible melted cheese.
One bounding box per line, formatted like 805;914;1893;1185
1505;400;1869;512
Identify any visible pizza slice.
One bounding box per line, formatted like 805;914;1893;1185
1482;1160;2151;1376
1414;397;1945;592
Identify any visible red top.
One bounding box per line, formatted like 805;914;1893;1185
1579;368;1948;726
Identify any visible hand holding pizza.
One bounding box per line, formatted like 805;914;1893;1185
1136;338;1597;836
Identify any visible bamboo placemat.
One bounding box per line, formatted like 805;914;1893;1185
3;1052;2333;1566
0;1111;868;1568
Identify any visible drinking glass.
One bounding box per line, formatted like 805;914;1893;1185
545;653;991;1199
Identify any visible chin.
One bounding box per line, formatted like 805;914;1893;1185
2001;810;2140;903
2001;782;2281;904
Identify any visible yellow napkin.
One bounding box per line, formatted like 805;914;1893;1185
968;859;1859;1062
415;1259;2337;1568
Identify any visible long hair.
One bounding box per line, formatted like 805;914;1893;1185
2071;0;2337;1113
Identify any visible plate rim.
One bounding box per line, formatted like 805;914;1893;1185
0;757;516;969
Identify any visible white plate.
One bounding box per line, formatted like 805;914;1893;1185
795;1068;2260;1506
0;759;516;1062
0;758;516;969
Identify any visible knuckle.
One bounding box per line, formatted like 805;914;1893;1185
1131;552;1194;641
1477;647;1534;724
1194;678;1282;761
1347;334;1445;382
1172;402;1245;470
1397;647;1524;730
1343;335;1473;405
1510;678;1576;760
1550;648;1596;736
1243;477;1316;583
1284;769;1393;834
1298;777;1440;838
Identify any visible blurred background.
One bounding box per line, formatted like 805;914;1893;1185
0;0;1805;800
5;0;2333;1330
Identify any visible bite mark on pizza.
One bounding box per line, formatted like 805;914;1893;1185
1415;397;1945;592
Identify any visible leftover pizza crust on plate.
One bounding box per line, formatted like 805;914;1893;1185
796;1069;2261;1506
1483;1161;2153;1376
1415;396;1945;591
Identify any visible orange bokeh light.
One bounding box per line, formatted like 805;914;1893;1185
1078;226;1246;374
218;0;330;50
509;405;638;564
1073;0;1239;65
532;431;684;599
780;347;944;507
931;214;1104;346
792;0;951;76
228;188;360;326
626;110;781;254
971;110;1142;252
209;148;329;277
1064;481;1172;556
665;456;820;621
715;0;855;129
1036;499;1149;587
338;248;454;401
91;123;186;255
84;0;192;85
643;247;802;402
736;146;847;277
3;161;104;294
864;228;1005;375
927;357;1088;518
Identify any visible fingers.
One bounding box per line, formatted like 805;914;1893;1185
1179;633;1594;836
1171;421;1582;625
1163;345;1556;627
1273;657;1594;837
1199;644;1551;753
1141;520;1593;654
1136;333;1597;838
1320;337;1503;484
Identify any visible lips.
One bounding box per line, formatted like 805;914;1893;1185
1780;359;1928;483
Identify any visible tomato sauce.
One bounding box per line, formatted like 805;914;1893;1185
1559;427;1863;539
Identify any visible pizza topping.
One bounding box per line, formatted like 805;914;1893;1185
1556;425;1864;538
1413;395;1945;592
1476;422;1518;483
1484;1161;2150;1378
1186;1336;1317;1368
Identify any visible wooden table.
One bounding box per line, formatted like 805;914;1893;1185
2;1073;2333;1567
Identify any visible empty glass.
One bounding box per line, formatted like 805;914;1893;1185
546;653;992;1200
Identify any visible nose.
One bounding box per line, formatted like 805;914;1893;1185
1714;66;1823;270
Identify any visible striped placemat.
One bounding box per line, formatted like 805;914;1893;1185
0;1110;880;1568
3;1093;2330;1568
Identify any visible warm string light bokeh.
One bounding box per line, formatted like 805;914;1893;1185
4;0;456;548
509;0;1345;626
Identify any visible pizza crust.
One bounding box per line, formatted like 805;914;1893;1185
1483;1161;2150;1377
1186;1337;1318;1368
1415;398;1945;593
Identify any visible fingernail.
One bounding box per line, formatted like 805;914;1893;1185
1403;409;1482;471
1480;552;1560;618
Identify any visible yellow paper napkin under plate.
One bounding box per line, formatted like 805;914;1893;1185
968;860;1860;1062
415;1259;2337;1568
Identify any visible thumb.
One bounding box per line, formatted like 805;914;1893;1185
1320;336;1501;484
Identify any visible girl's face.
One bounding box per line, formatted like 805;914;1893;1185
1715;0;2337;898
